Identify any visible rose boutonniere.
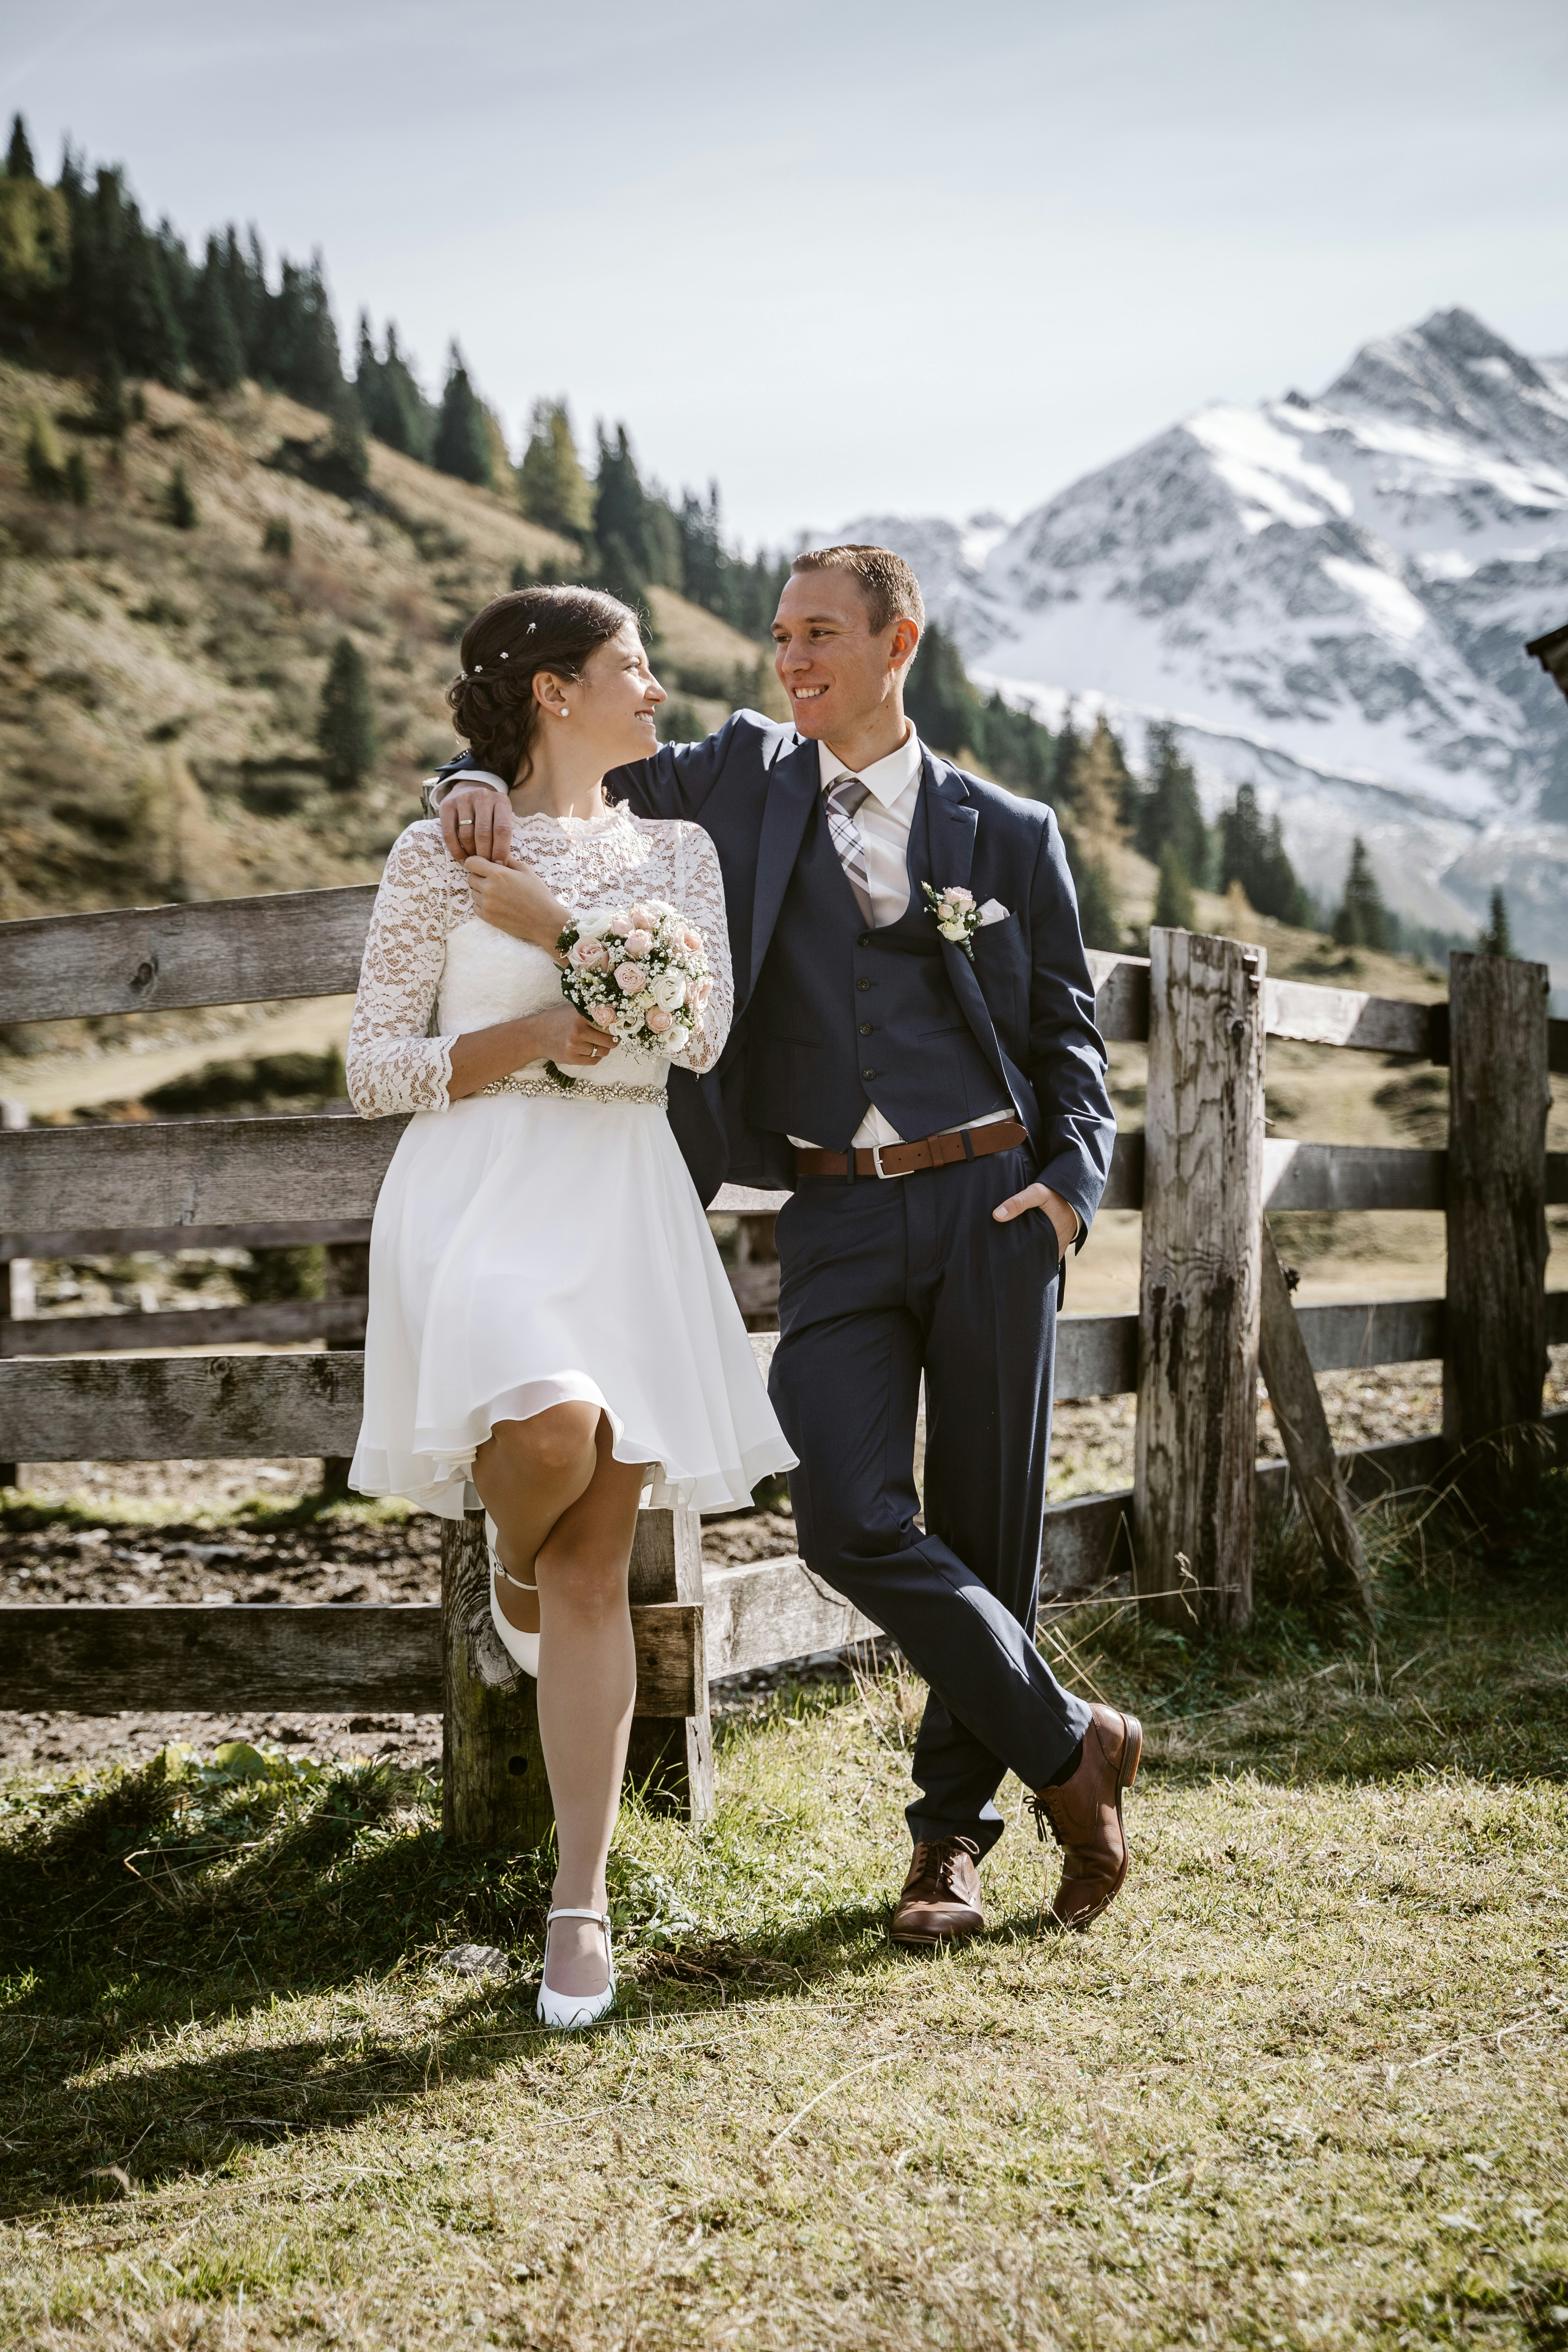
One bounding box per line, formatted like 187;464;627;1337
923;881;981;959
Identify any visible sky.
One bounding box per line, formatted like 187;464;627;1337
4;0;1566;547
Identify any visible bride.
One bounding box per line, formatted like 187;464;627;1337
345;584;793;2029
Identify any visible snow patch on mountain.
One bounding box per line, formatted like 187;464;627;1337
840;307;1568;982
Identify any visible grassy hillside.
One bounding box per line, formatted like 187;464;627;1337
0;361;777;924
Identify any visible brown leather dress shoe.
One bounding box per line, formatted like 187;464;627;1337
890;1836;984;1949
1031;1704;1142;1933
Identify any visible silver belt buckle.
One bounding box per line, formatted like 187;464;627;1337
869;1142;905;1179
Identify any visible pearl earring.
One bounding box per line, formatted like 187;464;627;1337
559;707;569;718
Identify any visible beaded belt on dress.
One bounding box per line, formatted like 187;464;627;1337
478;1074;666;1106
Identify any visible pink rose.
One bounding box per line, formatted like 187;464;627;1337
630;902;659;927
942;886;975;909
606;912;632;936
682;928;702;953
590;1004;617;1031
645;1006;673;1033
623;928;653;958
614;962;644;993
569;937;608;969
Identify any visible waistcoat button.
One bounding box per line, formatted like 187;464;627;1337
858;933;872;948
856;978;871;991
859;1022;872;1036
862;1067;877;1080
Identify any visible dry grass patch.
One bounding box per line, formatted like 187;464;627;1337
2;1479;1566;2348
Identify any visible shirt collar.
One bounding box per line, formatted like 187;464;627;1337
817;722;923;810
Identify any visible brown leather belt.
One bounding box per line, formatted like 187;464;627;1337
795;1117;1029;1181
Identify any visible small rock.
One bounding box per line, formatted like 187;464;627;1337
437;1944;512;1980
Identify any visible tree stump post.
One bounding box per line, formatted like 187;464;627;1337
1443;951;1550;1508
0;1100;31;1489
441;1506;552;1850
1133;928;1267;1632
320;1238;370;1497
624;1504;713;1822
1258;1220;1372;1620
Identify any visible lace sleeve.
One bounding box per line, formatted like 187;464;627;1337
666;822;733;1073
346;826;461;1117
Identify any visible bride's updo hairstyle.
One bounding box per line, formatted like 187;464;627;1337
446;584;636;786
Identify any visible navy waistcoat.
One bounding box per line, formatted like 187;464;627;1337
744;776;1010;1150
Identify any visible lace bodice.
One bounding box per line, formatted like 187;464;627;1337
346;805;733;1118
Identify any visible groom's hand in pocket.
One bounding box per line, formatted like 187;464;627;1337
993;1181;1079;1257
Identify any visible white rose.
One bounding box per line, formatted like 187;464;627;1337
650;970;687;1011
938;916;968;941
578;909;618;940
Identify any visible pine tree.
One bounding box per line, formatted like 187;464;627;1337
1077;717;1131;838
25;408;67;499
432;347;492;485
317;636;377;790
164;464;197;529
677;483;726;612
1073;852;1121;951
356;317;433;459
1479;886;1515;958
593;424;653;588
518;398;592;535
93;346;129;436
64;445;90;506
1331;837;1396;952
323;383;369;488
259;255;343;409
262;516;293;558
904;621;982;756
189;239;245;390
1137;723;1209;883
6;114;35;178
1153;843;1196;933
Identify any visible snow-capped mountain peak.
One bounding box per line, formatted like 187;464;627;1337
838;308;1568;977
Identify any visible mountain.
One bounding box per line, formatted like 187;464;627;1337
842;309;1568;982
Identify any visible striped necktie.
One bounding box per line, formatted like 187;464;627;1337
824;774;874;926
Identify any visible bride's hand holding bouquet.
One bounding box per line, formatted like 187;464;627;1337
547;900;711;1088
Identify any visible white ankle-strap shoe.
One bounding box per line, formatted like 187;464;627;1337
486;1513;539;1679
537;1907;615;2031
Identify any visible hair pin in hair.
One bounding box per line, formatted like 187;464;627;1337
472;662;482;672
527;621;537;633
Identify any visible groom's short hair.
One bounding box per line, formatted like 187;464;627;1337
790;544;925;640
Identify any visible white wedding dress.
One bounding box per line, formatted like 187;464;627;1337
345;803;793;1518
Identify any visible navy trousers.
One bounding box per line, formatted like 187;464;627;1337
768;1144;1092;1858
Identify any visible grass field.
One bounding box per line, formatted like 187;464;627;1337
2;1477;1566;2351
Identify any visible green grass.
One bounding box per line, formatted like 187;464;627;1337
2;1479;1566;2348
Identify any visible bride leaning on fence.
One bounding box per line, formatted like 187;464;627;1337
343;584;794;2029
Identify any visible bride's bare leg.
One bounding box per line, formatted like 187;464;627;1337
535;1417;645;1998
472;1403;600;1637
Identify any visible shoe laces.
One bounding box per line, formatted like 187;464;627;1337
1030;1790;1066;1848
924;1835;980;1895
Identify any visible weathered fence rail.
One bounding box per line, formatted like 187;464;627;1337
2;884;1563;1841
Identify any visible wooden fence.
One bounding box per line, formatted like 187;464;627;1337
2;885;1564;1843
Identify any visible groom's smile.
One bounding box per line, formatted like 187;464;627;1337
771;567;921;772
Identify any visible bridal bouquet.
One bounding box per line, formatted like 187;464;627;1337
548;900;711;1088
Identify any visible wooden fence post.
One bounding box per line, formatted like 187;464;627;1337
441;1506;552;1851
320;1238;370;1496
1258;1221;1372;1620
624;1504;713;1822
1133;929;1266;1632
0;1101;30;1489
1443;951;1550;1505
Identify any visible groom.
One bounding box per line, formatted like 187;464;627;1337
436;545;1139;1944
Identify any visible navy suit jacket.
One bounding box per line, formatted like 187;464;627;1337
588;712;1115;1232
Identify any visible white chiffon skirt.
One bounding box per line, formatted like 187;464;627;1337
350;1093;795;1518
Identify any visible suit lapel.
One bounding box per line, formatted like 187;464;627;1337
922;752;1016;1102
749;733;821;998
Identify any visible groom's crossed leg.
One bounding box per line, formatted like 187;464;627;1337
770;1151;1140;1939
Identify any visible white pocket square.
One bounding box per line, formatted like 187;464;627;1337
977;898;1011;926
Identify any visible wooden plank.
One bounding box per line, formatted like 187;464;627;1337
1263;1141;1446;1211
0;1351;365;1459
1292;1296;1444;1373
711;1185;791;1214
1056;1315;1139;1399
625;1503;713;1821
0;1219;373;1264
1550;1154;1568;1208
441;1509;548;1848
1085;952;1151;1042
0;1114;406;1237
0;1596;700;1720
1134;929;1266;1632
1258;1223;1372;1617
703;1555;880;1680
0;885;376;1025
0;1297;367;1359
1443;953;1551;1501
1263;979;1431;1057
